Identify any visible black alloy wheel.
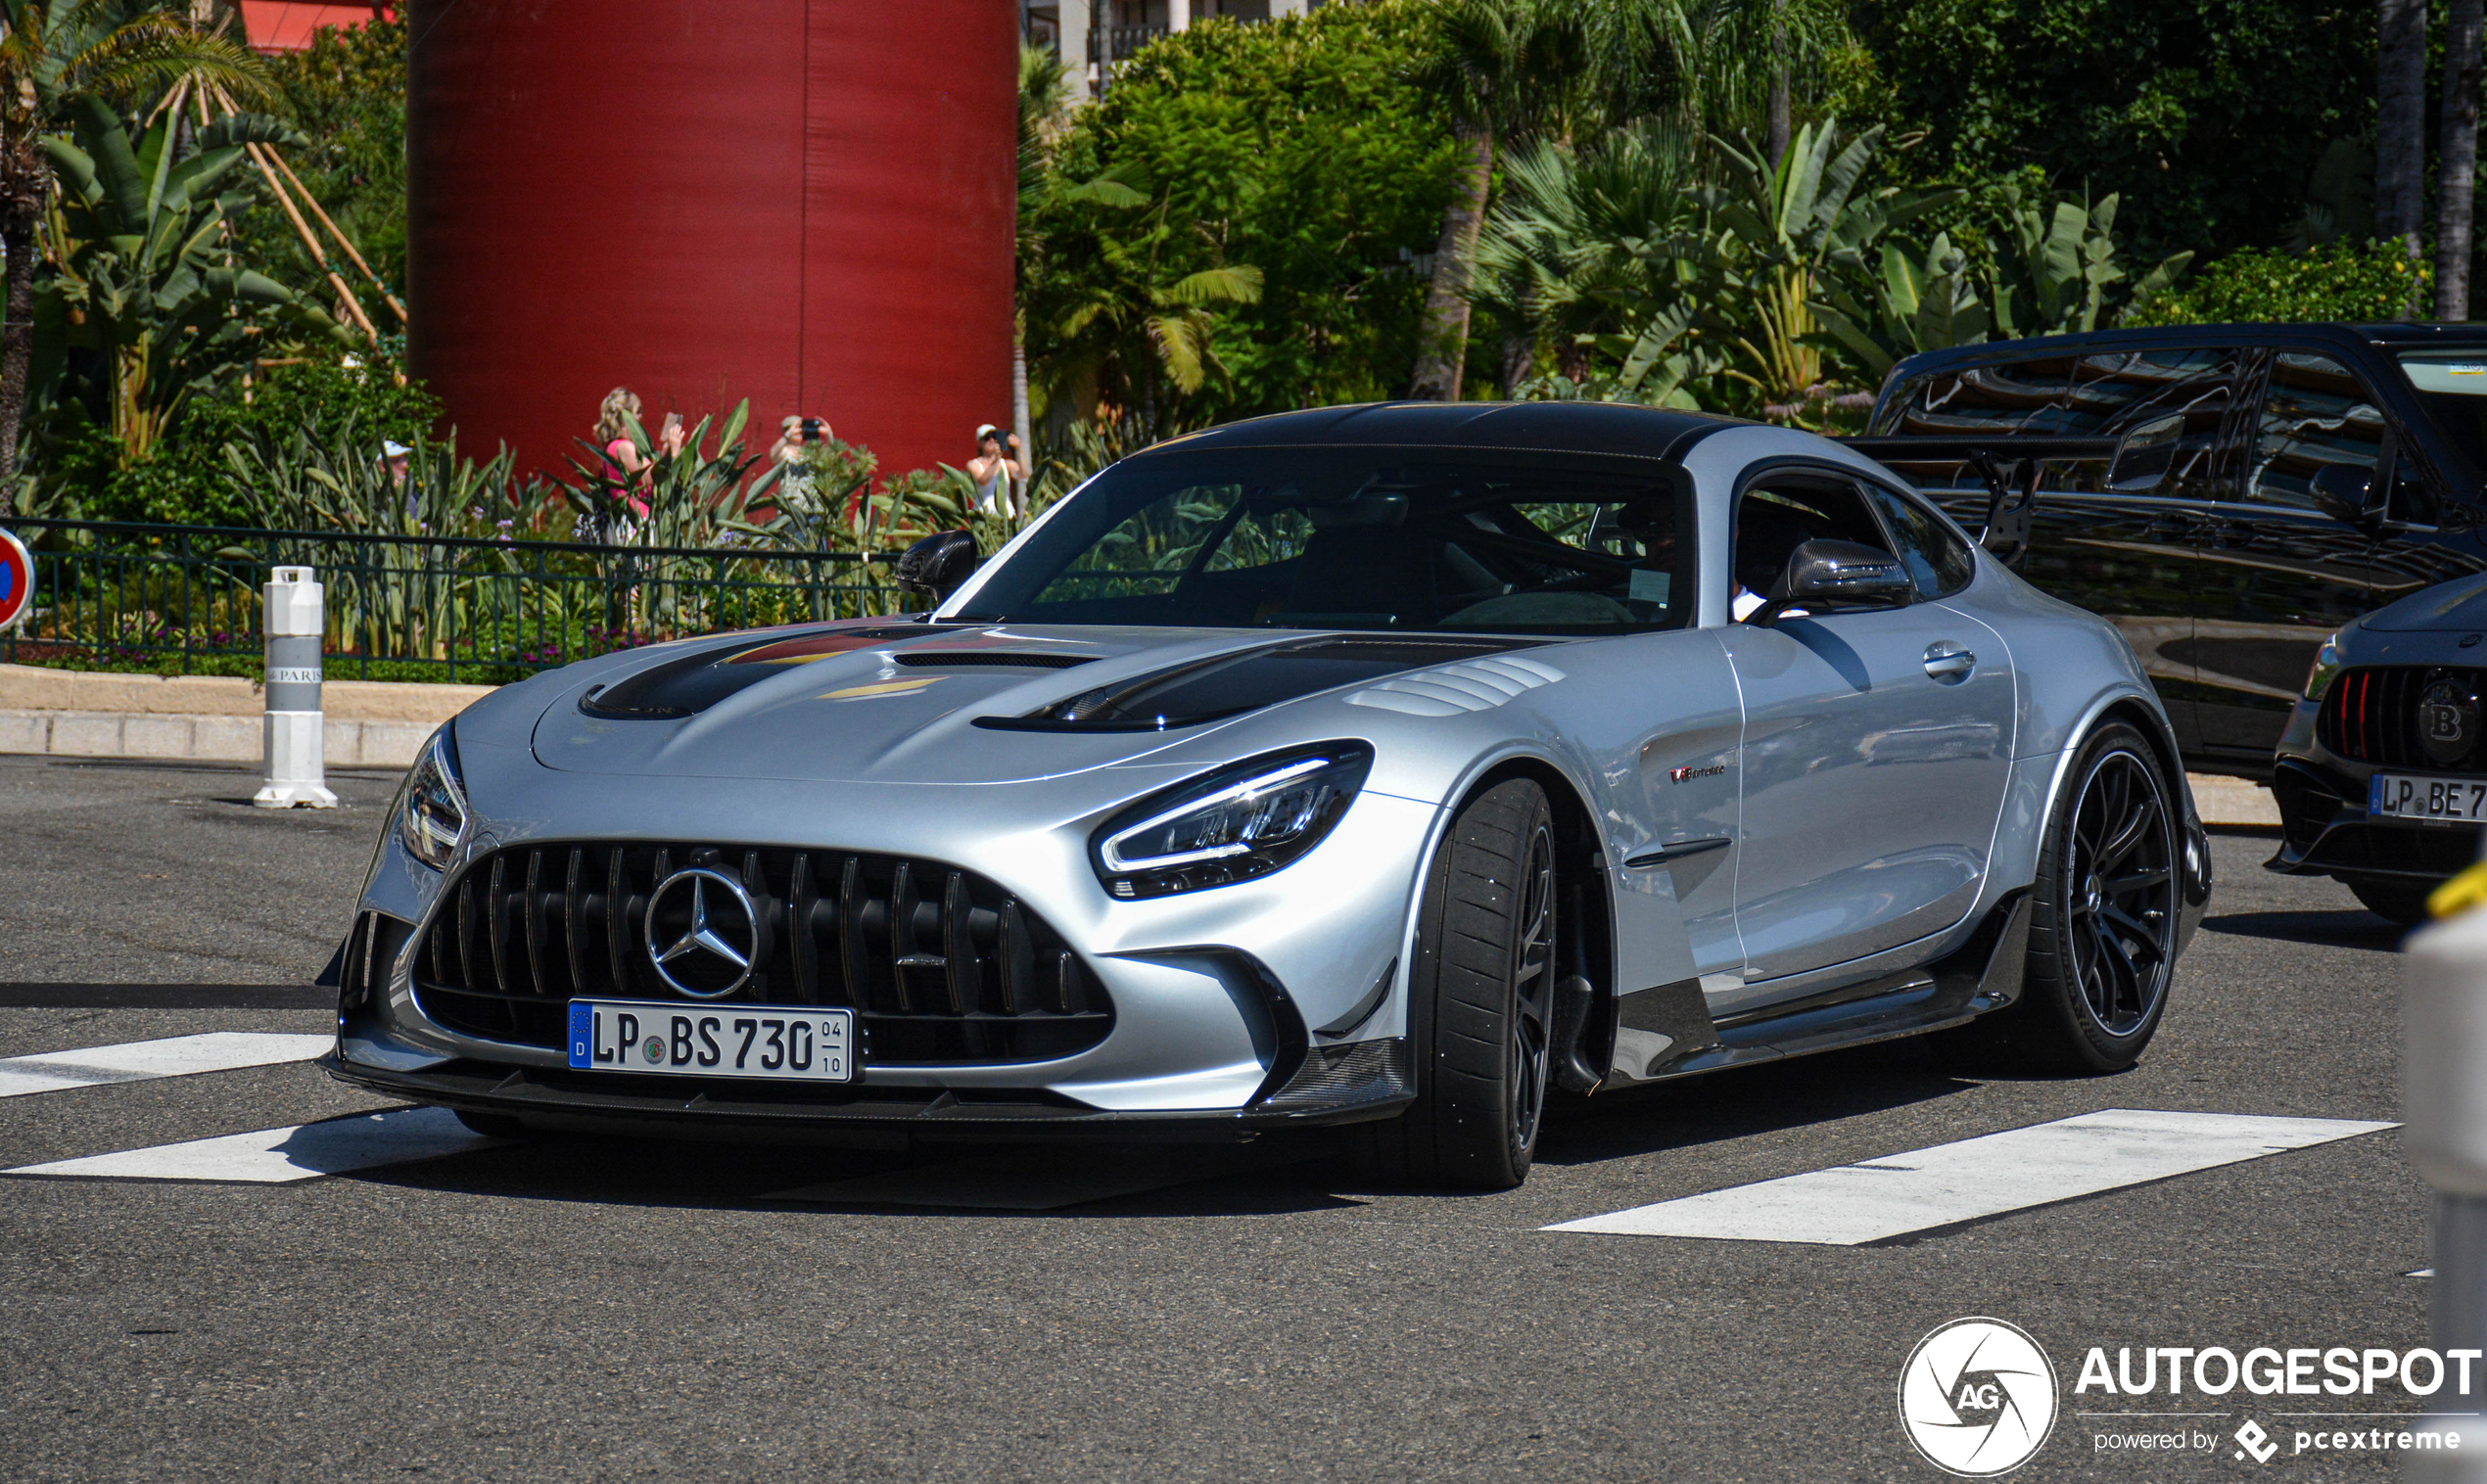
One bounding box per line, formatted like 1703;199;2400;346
2061;743;2179;1039
1939;721;2179;1074
1356;778;1561;1189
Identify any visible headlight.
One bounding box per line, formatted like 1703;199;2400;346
1093;743;1373;900
399;726;469;871
2303;631;2347;701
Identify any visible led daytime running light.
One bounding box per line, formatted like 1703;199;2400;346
399;728;469;871
1101;758;1332;871
2303;632;2347;702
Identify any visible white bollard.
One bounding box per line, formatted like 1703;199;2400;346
252;565;337;809
2408;901;2487;1478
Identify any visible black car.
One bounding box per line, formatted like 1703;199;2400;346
1852;323;2487;915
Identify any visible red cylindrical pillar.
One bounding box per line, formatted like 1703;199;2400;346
404;1;1015;488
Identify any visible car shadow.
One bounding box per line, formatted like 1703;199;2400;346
2199;908;2406;951
347;1133;1366;1219
1533;1036;1984;1170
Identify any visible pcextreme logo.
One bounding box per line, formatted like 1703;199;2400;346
1899;1318;2061;1476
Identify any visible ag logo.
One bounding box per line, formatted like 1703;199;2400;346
1898;1318;2059;1476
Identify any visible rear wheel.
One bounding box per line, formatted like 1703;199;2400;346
2347;878;2433;928
1356;779;1559;1189
1946;723;2179;1074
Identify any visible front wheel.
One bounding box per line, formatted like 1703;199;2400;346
1945;722;2180;1074
1355;778;1560;1189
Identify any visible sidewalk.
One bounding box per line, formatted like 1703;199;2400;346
0;664;493;768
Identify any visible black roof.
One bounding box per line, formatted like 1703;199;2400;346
1884;321;2487;384
1136;400;1735;462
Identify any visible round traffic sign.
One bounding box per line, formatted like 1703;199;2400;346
0;529;28;631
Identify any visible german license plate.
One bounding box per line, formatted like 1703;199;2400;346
2370;772;2487;825
567;1000;853;1082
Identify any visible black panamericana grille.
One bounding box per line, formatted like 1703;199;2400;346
2319;667;2486;771
408;844;1111;1065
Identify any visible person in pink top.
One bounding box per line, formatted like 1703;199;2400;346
592;388;685;525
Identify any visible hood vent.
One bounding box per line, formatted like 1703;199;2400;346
976;633;1548;733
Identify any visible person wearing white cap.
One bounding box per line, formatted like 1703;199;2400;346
965;422;1025;517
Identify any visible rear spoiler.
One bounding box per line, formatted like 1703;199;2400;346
1836;429;2175;565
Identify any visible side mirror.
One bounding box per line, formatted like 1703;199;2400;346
2107;414;2183;492
894;529;981;609
1750;538;1915;626
2309;462;2381;528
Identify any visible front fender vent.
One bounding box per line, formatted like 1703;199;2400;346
408;844;1111;1066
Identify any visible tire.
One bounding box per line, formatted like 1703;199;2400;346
2347;878;2434;928
454;1109;529;1139
1946;722;2181;1074
1355;778;1560;1190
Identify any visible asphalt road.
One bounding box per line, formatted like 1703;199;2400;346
0;755;2441;1481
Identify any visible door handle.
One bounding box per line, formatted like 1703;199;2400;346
1923;642;1976;683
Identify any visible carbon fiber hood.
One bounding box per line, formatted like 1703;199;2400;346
525;621;1540;784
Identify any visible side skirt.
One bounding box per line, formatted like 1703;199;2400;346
1593;891;2031;1089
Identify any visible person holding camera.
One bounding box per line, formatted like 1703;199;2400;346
967;423;1026;517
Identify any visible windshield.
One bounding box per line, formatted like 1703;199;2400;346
953;447;1694;635
2397;348;2487;473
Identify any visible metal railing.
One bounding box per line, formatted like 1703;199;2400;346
0;517;903;684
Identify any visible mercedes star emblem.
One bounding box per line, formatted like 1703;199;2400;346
642;866;761;998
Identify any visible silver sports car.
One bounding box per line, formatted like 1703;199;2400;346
325;402;2211;1188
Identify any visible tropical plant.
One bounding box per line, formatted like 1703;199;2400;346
0;0;276;498
1026;4;1457;425
1810;184;2190;380
1809;231;1989;382
1982;184;2190;339
221;412;545;662
1691;119;1952;414
1469;118;1703;394
1036;173;1264;417
42;95;350;460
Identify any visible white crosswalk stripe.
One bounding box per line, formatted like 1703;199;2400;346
5;1106;502;1183
1544;1109;2396;1246
0;1032;334;1098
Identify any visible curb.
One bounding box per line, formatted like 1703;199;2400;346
0;663;496;722
0;664;496;769
0;709;440;767
2187;773;2279;828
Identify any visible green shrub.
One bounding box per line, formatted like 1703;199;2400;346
56;353;441;529
2128;240;2427;326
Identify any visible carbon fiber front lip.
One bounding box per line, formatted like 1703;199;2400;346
318;1054;1411;1140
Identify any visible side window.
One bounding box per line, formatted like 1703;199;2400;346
2250;352;2388;511
1733;476;1889;600
1861;483;1976;598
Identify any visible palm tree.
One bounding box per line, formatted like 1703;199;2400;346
2440;0;2484;320
1470;118;1702;393
1404;0;1553;401
2376;0;2428;297
0;0;271;506
1013;41;1074;513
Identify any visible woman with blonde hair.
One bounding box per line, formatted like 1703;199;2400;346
592;388;684;529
